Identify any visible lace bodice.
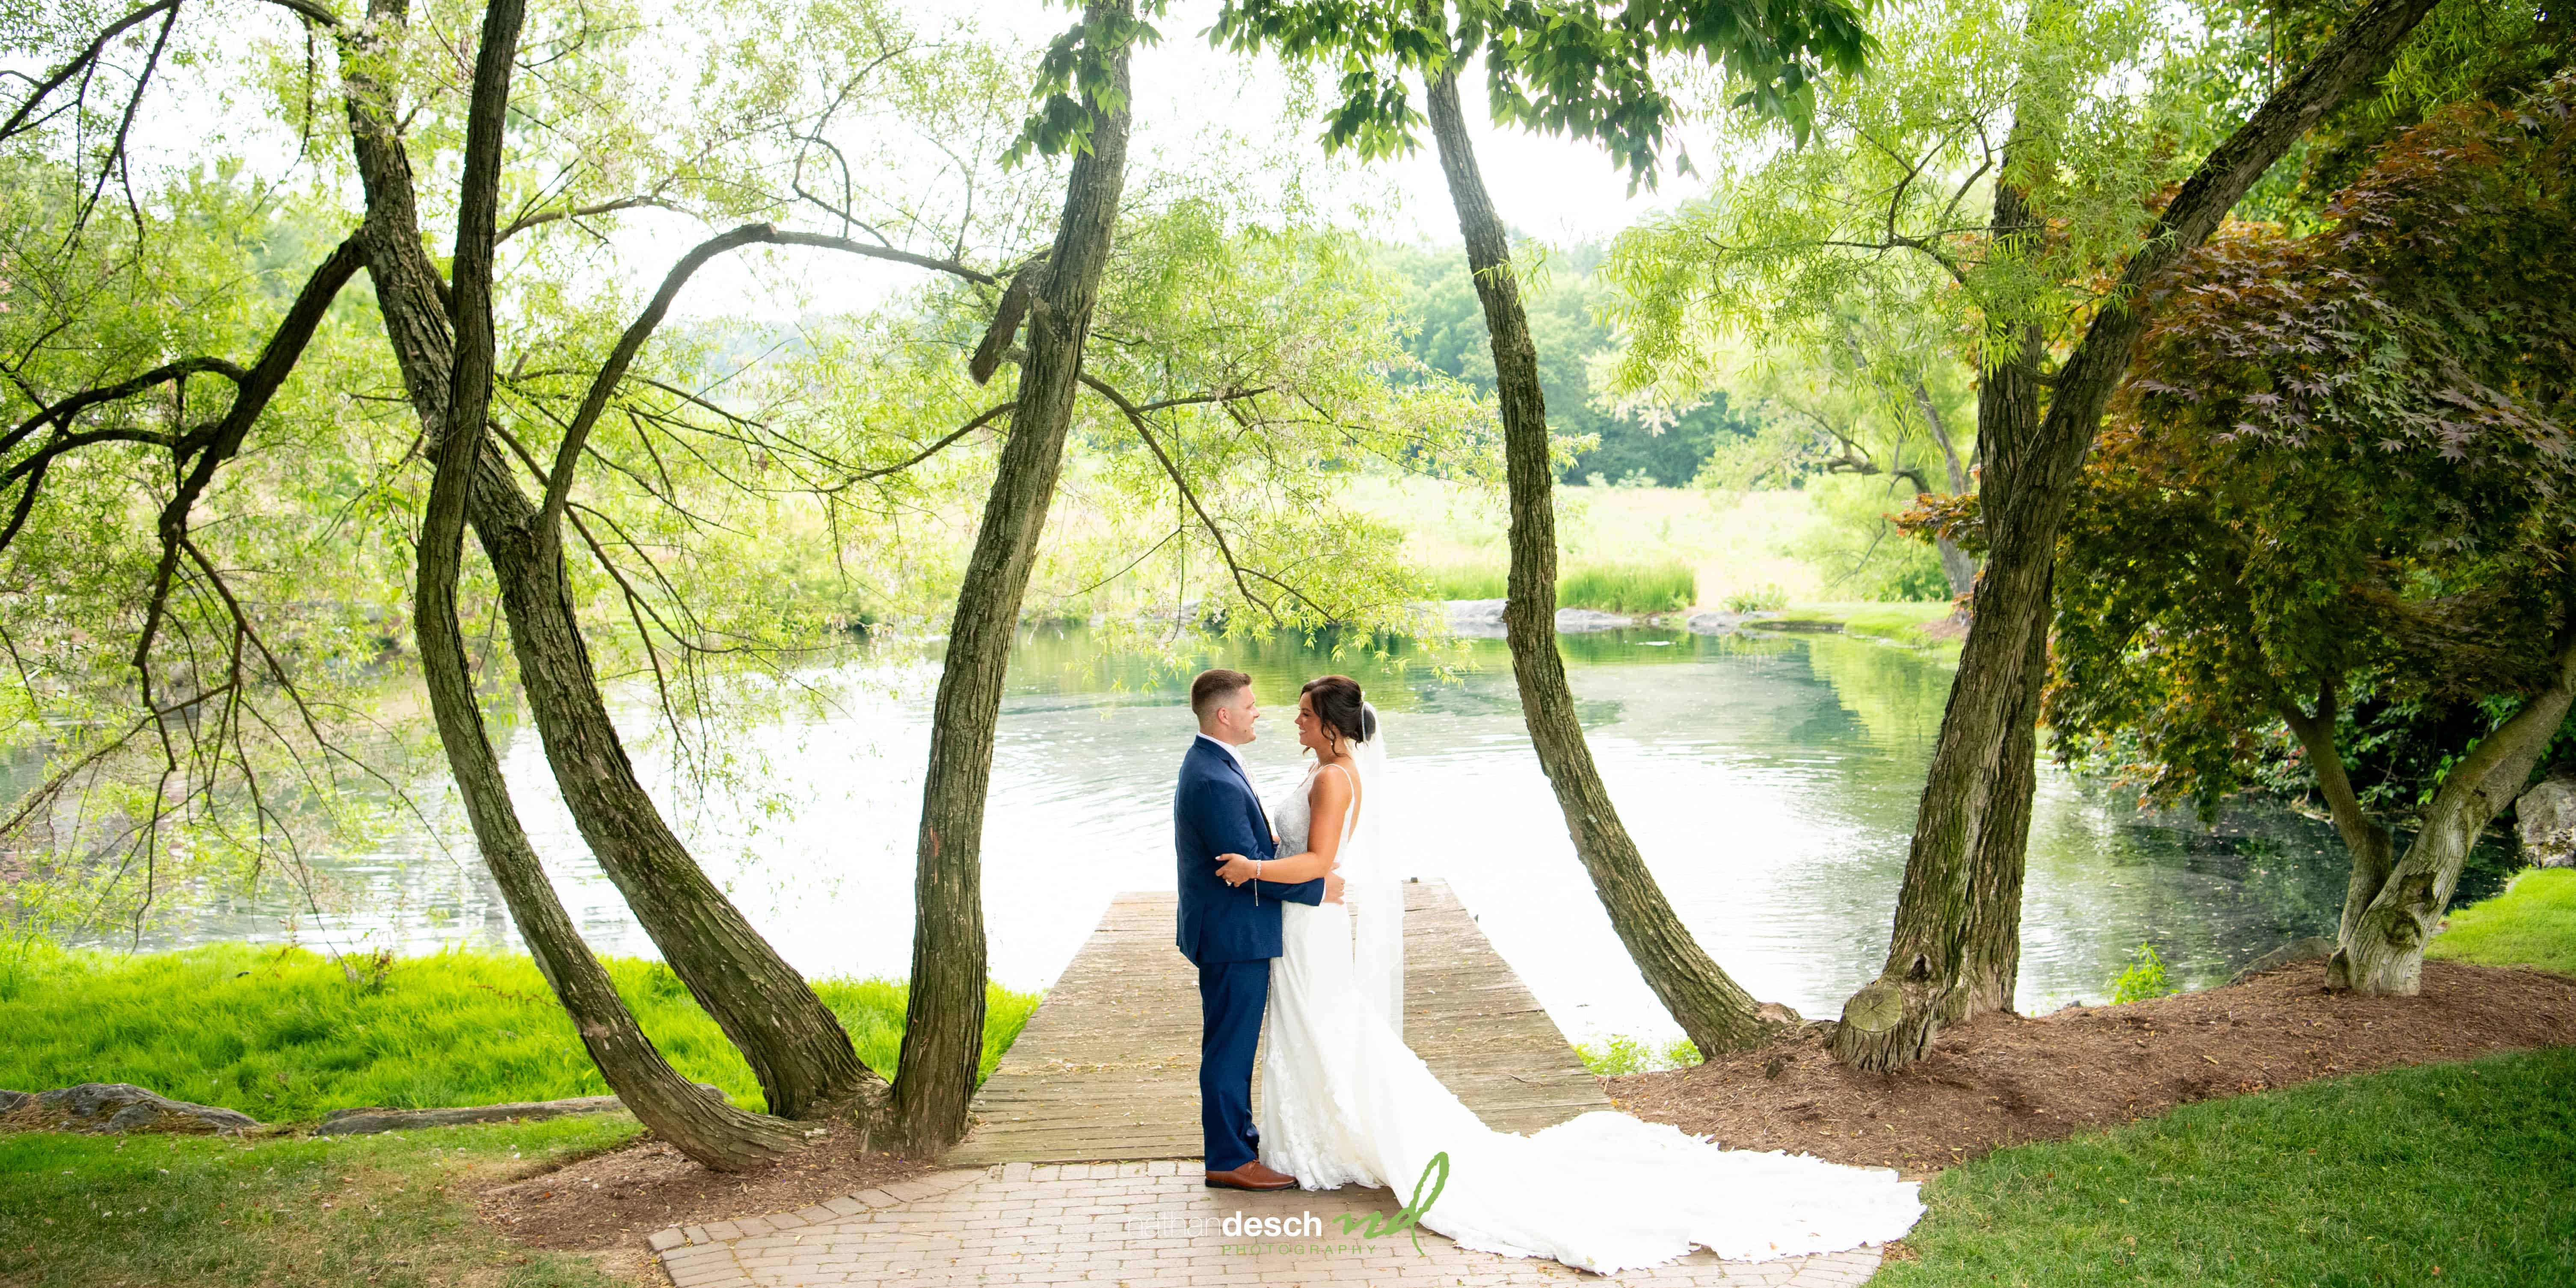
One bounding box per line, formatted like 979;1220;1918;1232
1266;761;1350;859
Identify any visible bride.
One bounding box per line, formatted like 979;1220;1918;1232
1212;674;1924;1274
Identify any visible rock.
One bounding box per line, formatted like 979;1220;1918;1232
1685;611;1746;635
2516;765;2576;867
317;1094;631;1135
1439;599;1645;635
1445;599;1506;638
2229;936;2339;985
0;1089;29;1116
1553;608;1634;633
3;1083;260;1135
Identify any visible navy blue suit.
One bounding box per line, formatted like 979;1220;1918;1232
1174;735;1322;1171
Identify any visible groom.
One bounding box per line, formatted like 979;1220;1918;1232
1174;668;1340;1192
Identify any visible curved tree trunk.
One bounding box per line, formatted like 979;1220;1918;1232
2334;632;2576;994
1832;0;2445;1070
889;0;1136;1153
409;0;802;1171
1421;68;1788;1056
2278;682;2398;950
467;467;881;1122
1954;570;2048;1018
1832;276;2049;1067
336;0;877;1125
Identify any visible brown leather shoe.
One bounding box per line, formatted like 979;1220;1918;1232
1204;1160;1298;1191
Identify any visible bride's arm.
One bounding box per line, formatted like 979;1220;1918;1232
1215;769;1351;886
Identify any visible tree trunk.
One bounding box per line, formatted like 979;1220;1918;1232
2277;681;2397;948
467;467;881;1122
337;0;878;1124
407;0;802;1171
1954;568;2048;1017
1906;376;1978;599
1832;0;2444;1070
888;0;1136;1152
2334;633;2576;994
1831;244;2049;1067
1421;67;1790;1055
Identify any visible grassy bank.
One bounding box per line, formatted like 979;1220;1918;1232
1422;559;1698;614
0;1112;642;1288
1874;1045;2576;1285
0;943;1038;1120
1745;600;1962;659
2428;867;2576;976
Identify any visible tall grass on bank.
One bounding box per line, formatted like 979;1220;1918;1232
0;942;1039;1120
1873;1047;2576;1286
1423;560;1696;614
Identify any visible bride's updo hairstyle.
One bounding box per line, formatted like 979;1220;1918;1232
1301;674;1375;748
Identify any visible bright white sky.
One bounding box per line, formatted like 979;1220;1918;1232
662;0;1726;321
101;0;1733;322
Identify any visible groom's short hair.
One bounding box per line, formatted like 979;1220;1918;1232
1190;668;1252;721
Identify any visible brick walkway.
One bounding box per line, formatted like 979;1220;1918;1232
651;1161;1884;1286
652;887;1887;1284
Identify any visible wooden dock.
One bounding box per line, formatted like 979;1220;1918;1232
943;880;1609;1167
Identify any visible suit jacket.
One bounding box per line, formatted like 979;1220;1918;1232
1174;736;1323;965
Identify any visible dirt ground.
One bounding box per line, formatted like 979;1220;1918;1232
1607;957;2576;1177
477;1127;928;1254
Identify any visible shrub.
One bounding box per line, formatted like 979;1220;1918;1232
1722;583;1789;613
2110;941;2178;1003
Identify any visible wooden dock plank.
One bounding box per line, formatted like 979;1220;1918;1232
942;879;1608;1166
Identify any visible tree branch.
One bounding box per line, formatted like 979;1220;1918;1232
1077;371;1279;623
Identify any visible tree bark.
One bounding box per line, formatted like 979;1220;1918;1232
336;0;879;1124
407;0;802;1171
1832;231;2049;1066
1421;66;1790;1055
1831;0;2444;1070
889;0;1136;1152
1954;568;2047;1017
2334;632;2576;994
2277;680;2397;947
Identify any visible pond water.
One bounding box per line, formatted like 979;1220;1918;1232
94;623;2377;1045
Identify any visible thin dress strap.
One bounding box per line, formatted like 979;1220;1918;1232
1315;761;1361;844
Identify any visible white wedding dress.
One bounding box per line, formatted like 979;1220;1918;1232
1256;722;1925;1274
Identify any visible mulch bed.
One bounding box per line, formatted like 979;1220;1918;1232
1607;958;2576;1178
477;1127;928;1252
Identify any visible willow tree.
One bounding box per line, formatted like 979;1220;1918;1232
1209;0;1873;1056
1608;0;2449;1068
4;0;1486;1156
2053;80;2576;997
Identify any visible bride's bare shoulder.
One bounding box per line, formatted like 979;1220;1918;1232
1307;761;1355;805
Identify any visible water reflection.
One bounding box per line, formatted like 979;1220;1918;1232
79;625;2384;1044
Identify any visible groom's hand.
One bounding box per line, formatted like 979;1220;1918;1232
1323;871;1346;904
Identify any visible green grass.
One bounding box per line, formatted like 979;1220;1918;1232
1873;1046;2576;1286
1574;1034;1704;1075
1557;562;1696;614
0;1112;643;1288
0;942;1039;1120
1420;559;1697;614
2428;867;2576;976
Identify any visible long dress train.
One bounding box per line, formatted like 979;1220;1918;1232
1257;758;1924;1274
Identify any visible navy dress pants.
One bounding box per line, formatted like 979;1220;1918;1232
1198;957;1270;1172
